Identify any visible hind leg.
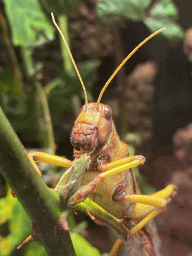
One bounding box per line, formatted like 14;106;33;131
123;185;177;235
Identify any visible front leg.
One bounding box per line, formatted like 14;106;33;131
28;151;72;169
73;155;146;202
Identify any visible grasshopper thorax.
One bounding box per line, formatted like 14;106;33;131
71;103;113;153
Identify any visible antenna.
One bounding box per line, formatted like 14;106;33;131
51;13;88;104
97;28;166;103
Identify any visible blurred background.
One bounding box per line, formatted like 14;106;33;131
0;0;192;255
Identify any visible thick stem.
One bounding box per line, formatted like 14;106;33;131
0;106;75;256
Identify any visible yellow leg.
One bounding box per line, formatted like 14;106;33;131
130;209;161;235
109;238;122;256
74;155;145;202
125;185;177;234
28;151;72;168
125;194;166;208
125;185;176;219
152;184;177;200
28;155;41;176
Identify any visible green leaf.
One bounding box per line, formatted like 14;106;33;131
97;0;152;25
71;233;100;256
25;241;47;256
39;0;81;16
4;0;54;46
0;191;15;225
144;17;184;45
0;191;31;256
150;1;178;21
144;2;184;45
55;154;91;204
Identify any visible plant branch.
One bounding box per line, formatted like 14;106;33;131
0;106;75;256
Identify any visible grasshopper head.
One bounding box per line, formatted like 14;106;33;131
71;103;112;152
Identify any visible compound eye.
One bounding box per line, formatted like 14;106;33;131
103;105;112;119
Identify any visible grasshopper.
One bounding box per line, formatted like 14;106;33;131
28;14;177;255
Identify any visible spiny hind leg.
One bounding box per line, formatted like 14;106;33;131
74;155;146;202
123;185;177;235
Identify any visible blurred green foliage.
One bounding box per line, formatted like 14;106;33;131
0;190;31;256
24;233;100;256
97;0;184;45
39;0;81;16
3;0;54;47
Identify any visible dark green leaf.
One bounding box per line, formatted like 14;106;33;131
39;0;81;16
150;1;178;22
4;0;54;46
97;0;152;25
144;2;184;45
144;17;184;45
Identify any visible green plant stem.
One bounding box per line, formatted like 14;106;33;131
21;47;55;153
44;77;62;97
33;81;55;153
21;46;35;76
0;106;76;255
58;15;82;118
0;11;24;95
58;15;73;73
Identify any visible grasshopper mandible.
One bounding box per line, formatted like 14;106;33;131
29;13;176;254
